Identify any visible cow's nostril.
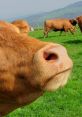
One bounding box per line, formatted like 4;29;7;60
43;52;58;61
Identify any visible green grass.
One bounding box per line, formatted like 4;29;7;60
6;29;82;117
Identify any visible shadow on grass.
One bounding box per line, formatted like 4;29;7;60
63;40;82;44
37;33;63;39
38;33;74;39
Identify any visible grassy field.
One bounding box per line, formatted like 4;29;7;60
6;29;82;117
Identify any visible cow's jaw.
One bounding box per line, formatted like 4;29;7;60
43;69;72;91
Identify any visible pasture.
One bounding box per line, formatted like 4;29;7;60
6;29;82;117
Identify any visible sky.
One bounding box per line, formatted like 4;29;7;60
0;0;81;20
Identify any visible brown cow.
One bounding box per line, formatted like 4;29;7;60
76;16;82;32
0;20;20;33
44;18;76;37
0;27;73;116
12;19;31;34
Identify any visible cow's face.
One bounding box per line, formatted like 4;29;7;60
4;38;72;105
0;29;73;115
70;19;77;26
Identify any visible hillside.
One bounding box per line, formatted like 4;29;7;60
25;1;82;27
9;1;82;27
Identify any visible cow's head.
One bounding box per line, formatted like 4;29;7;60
76;16;82;22
0;28;73;116
69;19;77;26
11;19;31;34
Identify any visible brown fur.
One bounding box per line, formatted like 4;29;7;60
0;20;20;33
0;27;73;116
44;18;76;37
76;16;82;32
12;19;31;34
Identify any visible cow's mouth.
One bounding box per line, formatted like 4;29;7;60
43;68;72;91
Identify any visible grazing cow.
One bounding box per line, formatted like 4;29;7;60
12;19;31;34
0;27;73;116
0;20;20;33
44;18;76;37
76;16;82;32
